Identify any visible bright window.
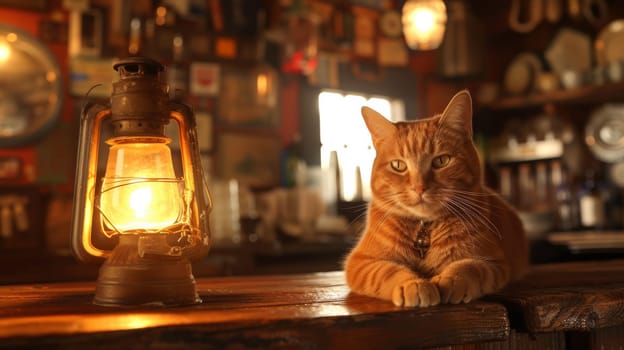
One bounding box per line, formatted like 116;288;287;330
318;90;405;201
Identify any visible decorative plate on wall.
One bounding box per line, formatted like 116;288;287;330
545;27;591;74
503;52;542;96
0;24;62;147
379;10;402;38
595;19;624;65
585;104;624;163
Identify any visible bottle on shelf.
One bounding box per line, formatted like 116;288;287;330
516;163;536;212
498;165;516;205
535;161;550;209
550;159;579;231
281;134;304;188
577;169;606;231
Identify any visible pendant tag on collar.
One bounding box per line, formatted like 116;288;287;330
414;220;431;259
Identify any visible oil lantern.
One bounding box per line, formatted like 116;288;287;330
70;57;211;307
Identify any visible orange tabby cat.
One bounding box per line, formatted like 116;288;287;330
344;90;529;307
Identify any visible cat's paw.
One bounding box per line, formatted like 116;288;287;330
431;274;482;304
392;279;440;307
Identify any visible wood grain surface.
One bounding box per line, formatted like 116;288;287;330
0;271;509;349
4;260;624;349
490;260;624;333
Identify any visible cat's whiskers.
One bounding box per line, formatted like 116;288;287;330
383;191;420;215
446;200;502;246
369;199;425;251
384;188;487;247
368;197;401;236
449;194;497;217
450;195;505;240
443;188;497;197
432;203;486;251
440;188;509;211
348;201;373;229
433;190;502;241
439;188;507;214
371;194;434;246
377;187;502;244
438;189;492;205
454;198;501;239
438;201;472;235
440;199;484;239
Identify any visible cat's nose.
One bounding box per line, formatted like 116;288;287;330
413;184;425;195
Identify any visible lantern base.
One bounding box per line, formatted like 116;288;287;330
94;235;201;307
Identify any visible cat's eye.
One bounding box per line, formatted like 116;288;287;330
390;159;408;173
432;155;451;169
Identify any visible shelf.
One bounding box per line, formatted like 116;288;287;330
548;231;624;253
481;81;624;111
488;138;564;163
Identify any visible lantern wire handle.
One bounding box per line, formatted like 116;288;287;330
79;84;104;115
94;176;196;240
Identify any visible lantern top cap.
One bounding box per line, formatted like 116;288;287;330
113;57;165;77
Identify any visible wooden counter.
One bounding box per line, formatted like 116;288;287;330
0;272;508;349
491;259;624;333
2;260;624;349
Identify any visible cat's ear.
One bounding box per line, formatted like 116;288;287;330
439;89;473;139
361;106;395;147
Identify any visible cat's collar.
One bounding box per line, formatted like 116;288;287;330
414;219;431;259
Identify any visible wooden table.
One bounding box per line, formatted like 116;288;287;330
489;259;624;350
2;260;624;349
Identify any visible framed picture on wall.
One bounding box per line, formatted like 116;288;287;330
217;132;280;188
68;8;104;57
218;65;279;128
190;62;220;96
0;157;21;180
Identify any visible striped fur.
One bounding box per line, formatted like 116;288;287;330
344;90;529;307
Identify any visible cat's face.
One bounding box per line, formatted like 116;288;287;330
363;90;481;220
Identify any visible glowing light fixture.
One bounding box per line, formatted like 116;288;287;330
71;57;211;307
0;43;10;62
0;33;14;62
402;0;447;50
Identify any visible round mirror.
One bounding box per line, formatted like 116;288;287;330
0;24;62;147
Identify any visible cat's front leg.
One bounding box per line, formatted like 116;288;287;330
392;277;440;307
430;258;511;304
345;254;439;307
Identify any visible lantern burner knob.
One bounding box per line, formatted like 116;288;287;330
113;57;164;80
